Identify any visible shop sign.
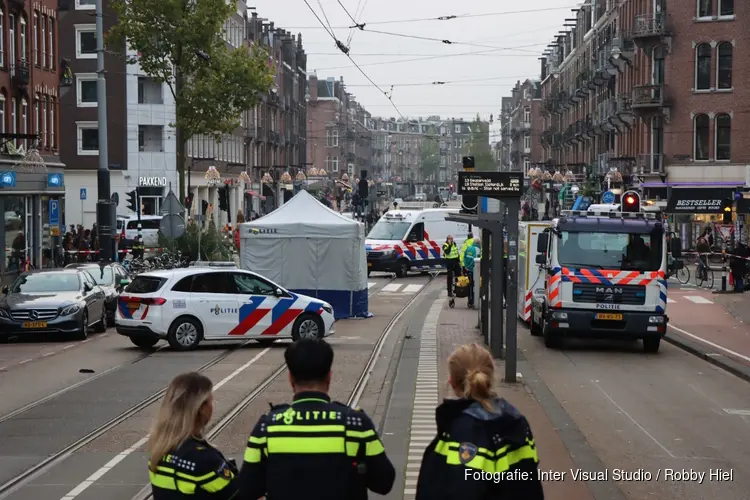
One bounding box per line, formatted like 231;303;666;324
139;176;167;187
665;188;726;213
0;171;16;187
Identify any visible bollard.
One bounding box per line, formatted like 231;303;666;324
721;261;727;292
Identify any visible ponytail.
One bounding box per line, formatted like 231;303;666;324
448;344;497;412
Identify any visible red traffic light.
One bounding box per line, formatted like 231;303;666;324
449;184;454;189
625;195;635;204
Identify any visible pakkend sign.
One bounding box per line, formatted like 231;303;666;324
457;171;523;197
139;176;168;187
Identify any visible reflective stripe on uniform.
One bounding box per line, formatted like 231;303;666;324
149;465;233;494
246;424;385;458
434;438;538;473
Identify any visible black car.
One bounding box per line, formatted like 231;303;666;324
66;263;130;326
0;268;107;340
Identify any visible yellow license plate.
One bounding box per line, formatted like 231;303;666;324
595;313;622;320
22;321;47;328
367;262;372;267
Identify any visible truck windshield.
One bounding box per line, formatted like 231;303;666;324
367;219;412;240
558;231;662;271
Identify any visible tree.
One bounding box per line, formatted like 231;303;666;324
419;128;440;182
464;114;495;171
107;0;274;202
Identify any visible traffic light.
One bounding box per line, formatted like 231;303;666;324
621;190;640;212
460;156;477;214
722;199;733;223
218;187;229;212
126;190;138;213
449;184;454;193
185;194;193;210
201;200;209;215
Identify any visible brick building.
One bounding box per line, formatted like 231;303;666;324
0;0;64;281
537;0;743;207
508;80;544;174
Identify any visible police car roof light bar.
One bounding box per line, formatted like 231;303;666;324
560;210;656;220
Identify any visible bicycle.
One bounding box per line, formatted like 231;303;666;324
695;258;714;288
666;263;690;285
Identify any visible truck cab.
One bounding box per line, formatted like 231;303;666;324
529;209;683;353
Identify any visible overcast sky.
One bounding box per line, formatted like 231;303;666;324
251;0;575;122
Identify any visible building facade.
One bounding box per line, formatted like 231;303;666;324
508;80;543;174
0;0;64;283
538;0;744;202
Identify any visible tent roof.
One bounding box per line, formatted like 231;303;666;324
247;190;361;232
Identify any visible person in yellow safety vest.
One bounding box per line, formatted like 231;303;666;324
443;235;461;296
459;232;474;271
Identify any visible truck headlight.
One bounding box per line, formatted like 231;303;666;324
551;312;568;320
648;316;665;324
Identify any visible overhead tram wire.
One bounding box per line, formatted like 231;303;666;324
335;0;363;47
343;75;540;87
302;0;406;120
316;0;338;39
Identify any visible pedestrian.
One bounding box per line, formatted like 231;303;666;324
443;235;461;297
415;344;543;500
459;231;475;271
147;372;239;499
463;238;480;308
238;339;395;500
730;242;746;293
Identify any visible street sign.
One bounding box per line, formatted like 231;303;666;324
80;188;87;200
160;190;184;215
458;172;523;198
159;214;186;238
49;199;60;227
602;190;615;204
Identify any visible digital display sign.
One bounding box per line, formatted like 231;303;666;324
457;172;523;197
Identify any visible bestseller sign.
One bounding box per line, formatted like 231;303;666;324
458;171;523;198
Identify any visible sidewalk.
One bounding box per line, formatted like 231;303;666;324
436;300;596;500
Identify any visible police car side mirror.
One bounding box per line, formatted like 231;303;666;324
84;282;93;292
120;279;131;287
536;233;549;253
670;237;682;258
1;286;8;295
535;254;546;265
275;288;283;297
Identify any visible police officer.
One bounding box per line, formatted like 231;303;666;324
238;339;395;500
415;344;543;500
459;231;475;271
148;372;239;499
443;235;460;296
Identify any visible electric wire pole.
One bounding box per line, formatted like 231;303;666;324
95;0;114;261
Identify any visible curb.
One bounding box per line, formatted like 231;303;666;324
664;330;750;383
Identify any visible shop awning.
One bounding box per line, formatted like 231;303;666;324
665;188;734;214
246;190;266;200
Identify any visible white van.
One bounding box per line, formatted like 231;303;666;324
366;208;477;277
119;215;163;247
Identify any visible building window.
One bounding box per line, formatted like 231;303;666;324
0;94;5;134
10;97;16;135
697;0;712;17
693;114;709;161
715;114;731;161
137;76;163;104
77;121;99;155
75;25;97;59
20;98;27;148
695;43;711;90
523;134;531;150
523;158;530;173
719;0;734;16
0;9;4;67
9;15;14;74
34;94;39;136
20;17;26;62
326;128;338;147
48;18;54;68
523;106;531;122
75;0;96;10
40;13;46;67
50;98;55;148
138;125;164;152
42;96;47;147
32;13;38;65
331;156;339;171
523;88;530;99
76;73;97;107
717;42;732;89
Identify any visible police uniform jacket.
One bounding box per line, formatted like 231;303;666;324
443;241;459;261
415;397;544;500
238;390;395;500
149;437;239;500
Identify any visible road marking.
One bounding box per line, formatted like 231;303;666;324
667;298;676;303
59;348;272;500
669;324;750;364
63;344;75;349
42;352;55;357
382;283;402;292
367;282;375;289
723;408;750;416
685;296;713;304
592;380;676;458
403;294;442;500
19;359;32;365
403;284;424;293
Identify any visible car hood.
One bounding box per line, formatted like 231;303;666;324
1;292;83;308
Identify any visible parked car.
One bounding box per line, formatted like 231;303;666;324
0;268;107;340
65;262;130;326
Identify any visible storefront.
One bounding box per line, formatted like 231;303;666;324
1;168;65;285
663;186;743;249
186;170;246;226
137;176;169;215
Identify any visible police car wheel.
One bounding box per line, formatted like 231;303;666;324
167;316;202;351
130;336;159;349
292;314;324;341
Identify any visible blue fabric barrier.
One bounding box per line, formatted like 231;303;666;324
291;288;369;320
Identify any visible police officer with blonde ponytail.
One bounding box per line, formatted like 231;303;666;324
147;372;239;499
415;344;543;500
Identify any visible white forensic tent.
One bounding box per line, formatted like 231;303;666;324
238;190;368;319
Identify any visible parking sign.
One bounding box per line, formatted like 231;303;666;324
80;188;87;200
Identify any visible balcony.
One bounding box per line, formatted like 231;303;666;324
632;84;668;111
637;153;664;175
596;153;610;174
633;14;667;40
12;60;29;88
520;121;531;130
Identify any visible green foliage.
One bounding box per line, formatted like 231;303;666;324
420;127;440;179
159;221;234;261
107;0;274;142
465;115;495;171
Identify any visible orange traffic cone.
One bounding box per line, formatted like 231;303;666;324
729;271;734;287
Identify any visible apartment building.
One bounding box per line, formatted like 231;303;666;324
0;0;64;280
538;0;744;205
497;97;513;171
508;80;543;174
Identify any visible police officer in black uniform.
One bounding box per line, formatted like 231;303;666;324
238;339;395;500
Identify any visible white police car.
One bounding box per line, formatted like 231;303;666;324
115;264;335;350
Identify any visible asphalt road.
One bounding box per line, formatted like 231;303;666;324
519;325;750;500
0;273;434;500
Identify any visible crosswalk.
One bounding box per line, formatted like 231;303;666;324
668;295;715;304
368;282;424;294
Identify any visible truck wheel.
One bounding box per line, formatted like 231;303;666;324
643;337;661;353
542;317;562;348
529;315;542;336
395;259;409;278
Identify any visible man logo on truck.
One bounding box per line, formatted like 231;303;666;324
595;287;623;294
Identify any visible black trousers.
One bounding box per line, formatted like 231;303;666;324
445;259;460;295
468;270;475;305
